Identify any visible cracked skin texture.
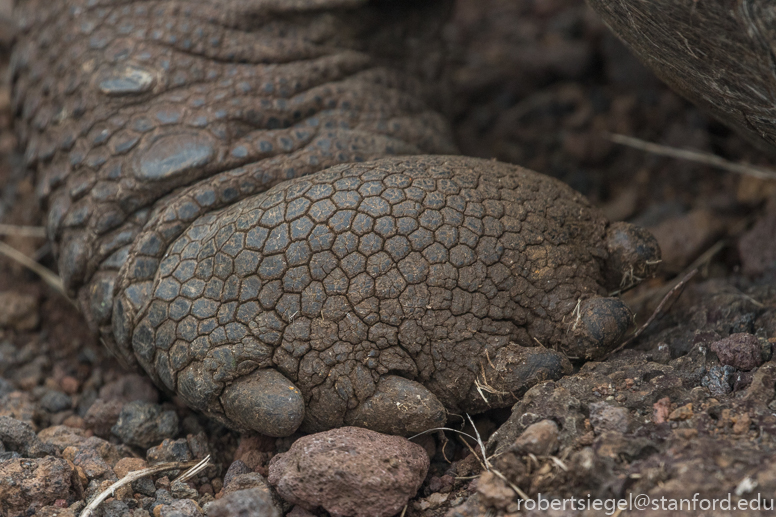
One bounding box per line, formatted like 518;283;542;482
12;0;660;436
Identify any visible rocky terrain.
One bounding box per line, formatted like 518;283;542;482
1;0;776;516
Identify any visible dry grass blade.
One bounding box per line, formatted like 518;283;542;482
549;456;568;471
0;224;46;238
611;220;740;356
606;268;698;358
80;455;210;517
408;427;480;444
174;454;212;483
410;417;491;471
458;435;488;471
0;240;65;296
606;133;776;180
412;418;530;503
490;468;530;501
466;414;491;470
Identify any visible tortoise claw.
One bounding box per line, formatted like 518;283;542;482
567;296;632;360
345;375;446;436
221;369;305;437
604;222;661;292
462;343;572;413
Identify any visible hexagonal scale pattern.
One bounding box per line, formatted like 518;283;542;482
130;156;609;430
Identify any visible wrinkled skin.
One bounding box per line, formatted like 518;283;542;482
12;0;660;436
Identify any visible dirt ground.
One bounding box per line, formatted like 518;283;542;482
2;0;776;516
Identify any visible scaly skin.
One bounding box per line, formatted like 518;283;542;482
12;0;660;436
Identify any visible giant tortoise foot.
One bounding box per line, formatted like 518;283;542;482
124;156;659;436
13;1;662;437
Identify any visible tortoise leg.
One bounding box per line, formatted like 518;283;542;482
345;376;447;436
221;369;305;437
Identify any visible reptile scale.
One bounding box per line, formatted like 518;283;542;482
10;0;660;437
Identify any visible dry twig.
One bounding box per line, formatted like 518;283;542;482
80;455;211;517
0;240;64;295
606;268;699;357
0;224;46;238
606;133;776;180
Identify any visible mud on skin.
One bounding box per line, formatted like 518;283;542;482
12;0;660;436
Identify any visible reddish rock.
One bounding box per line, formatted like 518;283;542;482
67;447;113;480
0;457;73;515
27;506;76;517
60;376;80;396
652;397;671;424
428;474;454;493
589;403;630;434
511;419;559;455
83;398;124;437
476;471;514;509
146;438;192;463
235;433;276;455
61;415;85;429
0;391;36;425
98;374;159;404
61;436;122;483
268;427;429;517
710;333;763;371
113;457;147;478
668;403;694;421
240;450;272;475
37;425;88;450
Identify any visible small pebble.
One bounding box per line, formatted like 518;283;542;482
171;479;199;500
133;477;157;497
223;460;251;489
0;456;73;513
710;333;763;371
511;419;560;455
99;374;159;404
205;488;279;517
60;376;80;395
160;499;203;517
101;500;130;517
702;365;736;396
269;427;428;517
111;401;179;449
668;403;693;421
0;291;39;331
40;390;73;413
589;403;630;434
0;416;57;457
652;397;671;424
84;398;124;437
147;438;192;463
